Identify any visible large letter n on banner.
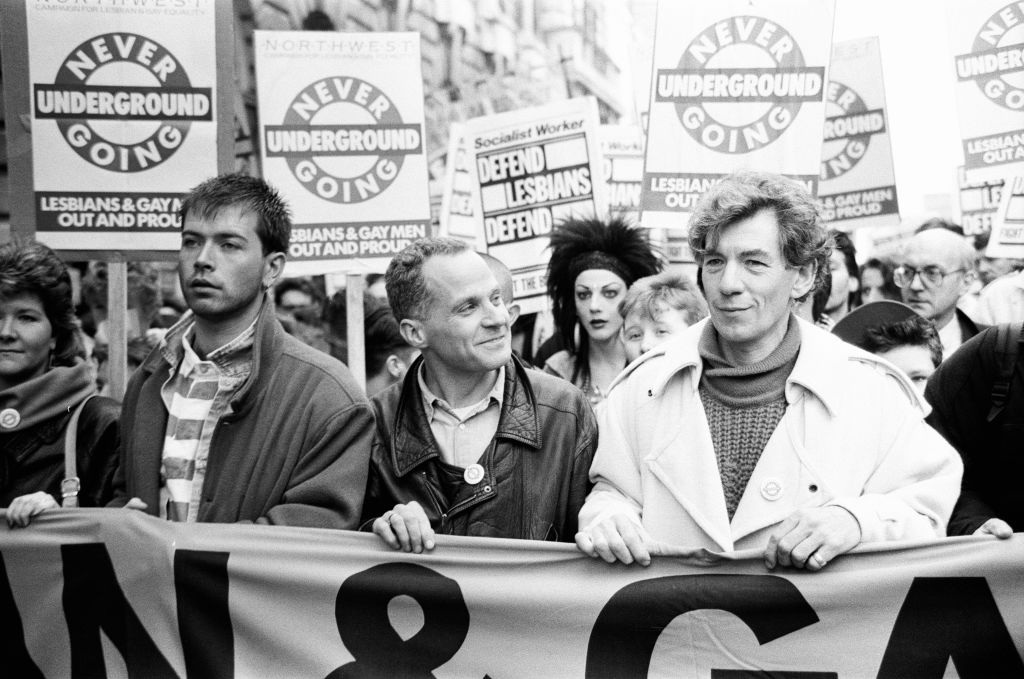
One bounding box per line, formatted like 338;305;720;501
62;543;178;679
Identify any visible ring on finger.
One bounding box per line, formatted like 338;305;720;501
381;511;394;523
810;552;826;568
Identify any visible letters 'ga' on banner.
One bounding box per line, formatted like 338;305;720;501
640;0;836;236
1;510;1023;678
9;0;230;251
254;31;432;276
947;0;1024;183
817;37;900;231
464;97;607;315
987;174;1024;259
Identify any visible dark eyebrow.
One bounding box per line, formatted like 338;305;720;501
181;229;250;242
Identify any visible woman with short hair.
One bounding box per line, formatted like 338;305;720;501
0;241;120;526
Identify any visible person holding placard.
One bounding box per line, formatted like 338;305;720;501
1;241;120;527
364;237;596;552
576;171;961;570
542;217;662;405
108;174;374;528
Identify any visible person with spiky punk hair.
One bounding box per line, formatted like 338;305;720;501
542;216;662;404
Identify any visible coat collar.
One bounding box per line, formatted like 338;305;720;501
141;293;283;417
643;316;846;417
389;355;541;477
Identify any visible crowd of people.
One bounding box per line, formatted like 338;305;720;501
1;170;1021;573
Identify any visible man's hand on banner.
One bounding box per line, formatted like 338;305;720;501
5;491;58;528
975;518;1013;540
575;515;652;566
124;497;148;511
763;506;862;572
373;501;436;553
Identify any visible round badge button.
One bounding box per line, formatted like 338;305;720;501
760;478;783;502
463;464;485;485
0;408;21;429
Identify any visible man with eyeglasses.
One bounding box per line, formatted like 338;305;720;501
896;228;983;361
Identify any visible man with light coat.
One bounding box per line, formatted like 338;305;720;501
576;171;962;570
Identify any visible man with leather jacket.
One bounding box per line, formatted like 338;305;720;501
362;238;597;552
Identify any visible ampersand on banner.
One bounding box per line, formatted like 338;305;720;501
325;562;471;679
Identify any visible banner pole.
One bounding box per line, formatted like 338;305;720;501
346;273;366;391
106;257;129;401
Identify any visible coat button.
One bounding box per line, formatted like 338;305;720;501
0;408;20;429
760;478;783;501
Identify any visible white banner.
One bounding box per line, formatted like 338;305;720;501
254;31;431;275
465;97;607;314
1;510;1023;678
640;0;836;230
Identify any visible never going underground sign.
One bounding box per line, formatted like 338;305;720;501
641;1;834;229
22;2;222;250
255;32;431;274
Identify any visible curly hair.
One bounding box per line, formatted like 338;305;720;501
688;171;832;301
0;240;81;365
385;237;470;322
179;173;292;254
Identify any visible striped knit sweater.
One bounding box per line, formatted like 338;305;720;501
697;318;801;520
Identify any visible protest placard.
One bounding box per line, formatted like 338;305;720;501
986;175;1024;259
437;122;482;247
254;31;431;276
818;37;900;229
600;124;644;224
948;0;1024;183
640;0;836;235
465;97;606;314
5;0;229;252
957;166;1005;238
2;510;1022;678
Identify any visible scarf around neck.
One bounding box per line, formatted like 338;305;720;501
0;360;95;434
698;315;802;408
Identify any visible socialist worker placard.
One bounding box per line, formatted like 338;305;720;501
818;37;900;230
948;0;1024;182
465;97;607;315
640;0;836;233
600;124;645;225
254;31;431;275
24;0;222;252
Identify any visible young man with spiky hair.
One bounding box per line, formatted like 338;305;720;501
109;174;374;528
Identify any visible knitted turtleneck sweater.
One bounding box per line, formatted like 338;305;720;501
698;316;801;520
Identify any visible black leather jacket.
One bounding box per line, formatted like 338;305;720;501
363;355;597;542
